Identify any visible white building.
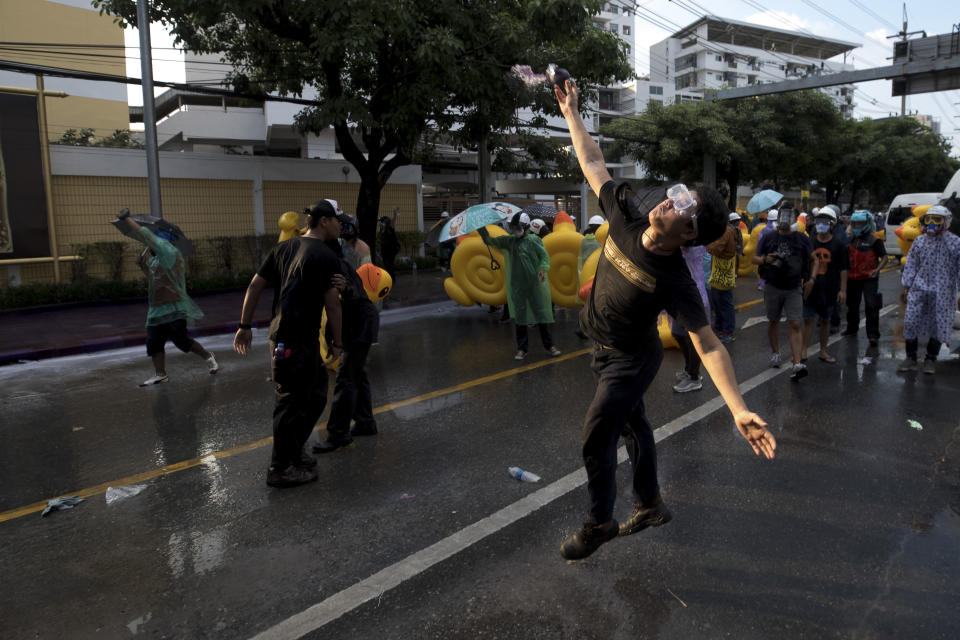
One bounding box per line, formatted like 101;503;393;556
649;15;859;117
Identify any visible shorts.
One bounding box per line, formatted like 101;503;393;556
146;319;195;356
803;301;834;321
764;285;802;322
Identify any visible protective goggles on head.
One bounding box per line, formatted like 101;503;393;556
667;183;699;235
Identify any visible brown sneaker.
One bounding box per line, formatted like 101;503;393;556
266;464;318;488
619;500;673;537
560;520;619;560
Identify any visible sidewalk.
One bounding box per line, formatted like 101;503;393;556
0;268;448;365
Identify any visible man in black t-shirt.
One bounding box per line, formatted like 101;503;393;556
234;200;344;489
555;79;776;561
802;208;849;363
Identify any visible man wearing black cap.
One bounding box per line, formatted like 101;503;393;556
555;78;776;560
234;200;344;488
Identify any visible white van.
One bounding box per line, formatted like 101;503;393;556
883;192;941;256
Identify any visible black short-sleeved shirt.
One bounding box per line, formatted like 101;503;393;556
336;257;380;346
257;236;338;345
579;180;709;354
808;233;849;303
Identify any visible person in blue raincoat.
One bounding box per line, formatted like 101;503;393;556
478;212;561;360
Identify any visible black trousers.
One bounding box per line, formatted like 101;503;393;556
582;343;663;525
674;331;701;378
906;337;942;361
270;342;328;470
516;323;554;352
326;341;375;441
846;278;881;340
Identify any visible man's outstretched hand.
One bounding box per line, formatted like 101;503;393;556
734;411;776;460
553;79;579;118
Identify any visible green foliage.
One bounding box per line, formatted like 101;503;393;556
93;0;631;247
86;241;126;282
601;91;958;207
56;128;144;149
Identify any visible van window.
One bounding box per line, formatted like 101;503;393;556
886;206;912;227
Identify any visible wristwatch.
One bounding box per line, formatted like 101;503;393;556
238;322;252;330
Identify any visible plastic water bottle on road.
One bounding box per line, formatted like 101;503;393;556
508;466;541;483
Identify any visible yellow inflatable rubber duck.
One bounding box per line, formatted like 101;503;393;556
278;211;303;242
739;225;761;277
542;211;584;308
443;225;509;306
895;204;930;256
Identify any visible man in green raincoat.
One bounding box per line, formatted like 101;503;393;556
479;212;561;360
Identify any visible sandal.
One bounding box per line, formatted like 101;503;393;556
818;354;837;364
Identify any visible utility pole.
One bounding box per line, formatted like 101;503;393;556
137;0;163;218
899;4;907;117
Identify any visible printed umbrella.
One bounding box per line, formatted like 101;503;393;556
746;189;783;215
111;210;195;256
436;202;522;244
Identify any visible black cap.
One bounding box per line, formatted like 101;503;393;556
304;200;338;219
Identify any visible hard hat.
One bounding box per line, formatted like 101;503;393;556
440;211;449;218
588;215;606;226
530;218;545;233
728;212;741;221
509;212;531;228
811;207;820;215
817;204;840;221
767;209;778;221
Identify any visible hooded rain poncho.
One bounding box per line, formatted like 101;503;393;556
482;232;553;325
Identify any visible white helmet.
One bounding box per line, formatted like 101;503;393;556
729;212;741;222
811;207;820;216
817;204;840;221
440;211;449;218
588;215;606;226
530;218;545;233
767;209;778;221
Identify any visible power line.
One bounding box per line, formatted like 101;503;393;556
847;0;899;32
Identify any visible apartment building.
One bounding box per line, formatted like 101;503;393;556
649;15;859;117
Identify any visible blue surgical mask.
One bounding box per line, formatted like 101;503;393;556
815;222;831;234
926;222;942;235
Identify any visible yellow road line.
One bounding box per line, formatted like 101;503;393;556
735;299;763;311
0;349;590;524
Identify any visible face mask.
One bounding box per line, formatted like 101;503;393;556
513;228;525;237
926;222;942;235
815;222;831;234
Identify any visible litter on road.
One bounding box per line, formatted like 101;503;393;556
40;496;85;517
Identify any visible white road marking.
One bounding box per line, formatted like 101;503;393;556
250;306;898;640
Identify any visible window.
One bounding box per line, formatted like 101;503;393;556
675;53;697;72
625;45;631;55
609;23;619;32
622;5;632;15
649;85;663;95
779;64;785;70
716;73;724;81
715;55;723;62
623;25;631;35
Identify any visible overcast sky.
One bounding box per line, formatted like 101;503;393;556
123;0;958;157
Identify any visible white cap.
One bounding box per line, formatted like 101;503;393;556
811;207;820;215
588;215;606;226
729;212;741;221
325;199;344;216
530;219;545;233
440;211;449;218
767;209;778;221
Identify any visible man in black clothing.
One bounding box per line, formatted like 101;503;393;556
234;200;344;488
555;79;776;561
378;213;401;278
314;237;381;453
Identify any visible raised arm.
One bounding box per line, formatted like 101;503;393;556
554;80;611;197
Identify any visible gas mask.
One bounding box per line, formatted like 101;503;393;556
777;211;793;233
814;221;831;235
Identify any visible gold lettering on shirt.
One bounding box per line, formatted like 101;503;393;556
603;237;657;292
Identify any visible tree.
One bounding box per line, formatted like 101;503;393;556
95;0;630;249
602;90;847;208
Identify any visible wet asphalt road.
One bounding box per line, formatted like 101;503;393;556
1;270;958;639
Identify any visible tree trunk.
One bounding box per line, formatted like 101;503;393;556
722;162;740;210
356;173;383;258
